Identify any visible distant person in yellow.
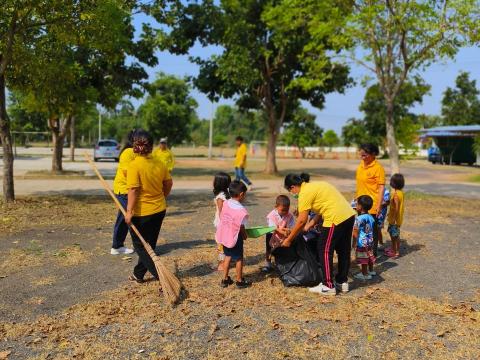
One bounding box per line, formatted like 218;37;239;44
234;136;252;190
111;130;136;255
153;137;175;173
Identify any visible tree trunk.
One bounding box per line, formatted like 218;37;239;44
69;115;75;162
265;110;278;174
0;72;15;202
385;101;400;174
49;116;72;172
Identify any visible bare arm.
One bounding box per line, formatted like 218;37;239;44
352;227;359;249
281;210;309;247
376;184;385;216
125;187;139;225
163;179;173;197
240;224;248;240
390;193;399;224
216;198;224;214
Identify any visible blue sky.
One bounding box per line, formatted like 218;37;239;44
133;15;480;135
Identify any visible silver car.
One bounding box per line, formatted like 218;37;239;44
94;139;120;162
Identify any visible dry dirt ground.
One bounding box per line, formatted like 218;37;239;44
0;191;479;360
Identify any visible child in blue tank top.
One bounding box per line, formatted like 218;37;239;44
352;195;376;281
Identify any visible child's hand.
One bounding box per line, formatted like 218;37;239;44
276;227;290;237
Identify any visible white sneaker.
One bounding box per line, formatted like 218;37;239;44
354;273;372;281
247;184;253;191
111;247;134;255
335;282;349;293
368;271;377;276
318;284;337;296
308;283;324;293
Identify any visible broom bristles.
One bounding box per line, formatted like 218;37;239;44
84;152;182;304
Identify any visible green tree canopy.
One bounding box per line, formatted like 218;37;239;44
322;129;340;151
151;0;352;173
282;107;323;158
341;118;368;148
139;73;198;145
441;72;480;125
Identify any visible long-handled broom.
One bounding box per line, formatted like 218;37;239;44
84;152;182;304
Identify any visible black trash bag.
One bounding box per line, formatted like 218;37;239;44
272;234;322;287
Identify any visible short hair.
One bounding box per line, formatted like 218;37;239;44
357;195;373;212
390;173;405;190
229;180;247;197
275;195;290;207
284;173;304;190
235;136;244;142
213;172;231;197
359;143;379;156
300;173;310;183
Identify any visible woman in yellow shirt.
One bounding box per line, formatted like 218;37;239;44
355;143;385;256
111;130;136;255
281;174;356;296
124;130;173;282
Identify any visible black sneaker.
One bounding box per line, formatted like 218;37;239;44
221;276;234;288
235;279;252;289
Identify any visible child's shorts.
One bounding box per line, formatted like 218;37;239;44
387;224;400;238
223;236;244;261
356;246;375;265
376;210;387;228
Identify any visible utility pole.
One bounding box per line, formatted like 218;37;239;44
208;100;214;159
98;112;102;141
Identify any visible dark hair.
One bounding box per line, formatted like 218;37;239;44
359;143;379;156
213;172;232;198
120;129;137;155
284;173;304;190
275;195;290;208
357;195;373;212
300;173;310;183
390;173;405;190
229;180;247;198
235;136;244;142
132;129;153;155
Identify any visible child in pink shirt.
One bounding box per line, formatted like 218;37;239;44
262;195;295;272
216;180;251;289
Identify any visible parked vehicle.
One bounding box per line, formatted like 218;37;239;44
427;146;442;164
94;139;120;162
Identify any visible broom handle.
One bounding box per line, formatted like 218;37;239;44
83;152;153;252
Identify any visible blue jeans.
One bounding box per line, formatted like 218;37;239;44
234;167;252;185
112;194;129;249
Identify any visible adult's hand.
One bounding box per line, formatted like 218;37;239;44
125;211;133;226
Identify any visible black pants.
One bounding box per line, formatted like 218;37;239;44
129;211;166;280
316;216;355;288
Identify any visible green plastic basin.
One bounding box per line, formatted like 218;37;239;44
245;226;276;238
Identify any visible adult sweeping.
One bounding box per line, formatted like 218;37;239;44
281;174;355;296
110;130;136;255
355;143;386;256
125;130;173;283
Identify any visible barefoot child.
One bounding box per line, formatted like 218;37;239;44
213;172;231;271
352;195;376;281
385;174;405;258
262;195;295;272
216;180;251;288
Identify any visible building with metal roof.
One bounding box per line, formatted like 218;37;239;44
420;125;479;165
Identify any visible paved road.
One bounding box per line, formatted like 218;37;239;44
1;153;479;198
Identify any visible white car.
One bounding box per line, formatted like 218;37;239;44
94;139;120;162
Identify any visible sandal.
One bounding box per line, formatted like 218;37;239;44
128;274;144;283
221;276;234;288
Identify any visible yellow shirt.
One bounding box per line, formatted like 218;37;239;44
298;181;356;227
126;155;172;217
113;148;136;195
153;148;175;172
356;159;386;215
234;143;248;168
387;189;404;226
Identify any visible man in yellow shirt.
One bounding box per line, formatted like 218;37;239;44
153;138;175;173
234;136;252;189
